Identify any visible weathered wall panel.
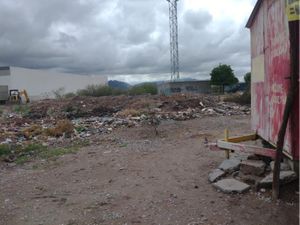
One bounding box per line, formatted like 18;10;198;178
249;0;299;160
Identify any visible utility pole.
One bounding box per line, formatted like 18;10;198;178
166;0;180;81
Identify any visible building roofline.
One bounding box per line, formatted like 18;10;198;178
0;66;10;71
246;0;263;28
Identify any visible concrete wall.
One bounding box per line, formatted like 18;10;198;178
158;81;211;95
0;67;107;100
0;67;10;88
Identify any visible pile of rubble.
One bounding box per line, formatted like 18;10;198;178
208;156;297;194
26;94;250;120
0;94;250;148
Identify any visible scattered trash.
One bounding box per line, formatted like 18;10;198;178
0;94;251;163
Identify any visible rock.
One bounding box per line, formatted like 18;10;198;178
218;158;241;173
259;171;297;188
237;172;261;185
42;142;48;147
213;179;250;194
214;108;226;114
260;188;266;193
270;161;291;171
1;138;12;144
208;169;226;183
240;160;266;176
131;117;141;121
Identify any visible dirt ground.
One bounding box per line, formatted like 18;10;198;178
0;115;298;225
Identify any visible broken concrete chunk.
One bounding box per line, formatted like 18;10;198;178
208;169;225;183
259;171;297;188
237;172;262;185
270;161;291;171
218;158;241;173
240;160;266;176
213;178;250;194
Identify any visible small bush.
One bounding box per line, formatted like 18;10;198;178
22;143;46;154
45;119;74;137
77;85;125;97
224;91;251;105
0;144;11;157
13;105;31;116
76;83;158;97
128;83;158;95
22;125;43;139
64;92;76;98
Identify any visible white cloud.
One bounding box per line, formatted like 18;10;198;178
0;0;256;83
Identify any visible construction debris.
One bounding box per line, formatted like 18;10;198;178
209;156;298;194
259;171;297;188
213;178;250;193
0;94;250;148
208;169;226;183
218;158;241;173
240;160;266;176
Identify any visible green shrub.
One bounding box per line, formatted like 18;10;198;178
64;92;76;98
0;144;11;157
13;105;31;116
76;83;158;97
128;83;157;95
23;143;46;153
224;91;251;105
77;85;125;97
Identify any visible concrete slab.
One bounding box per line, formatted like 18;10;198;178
218;158;241;173
270;161;291;171
213;178;250;194
259;171;297;188
240;160;266;176
208;169;225;183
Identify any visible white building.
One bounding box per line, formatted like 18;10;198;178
0;66;107;100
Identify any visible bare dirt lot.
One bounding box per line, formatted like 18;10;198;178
0;115;298;225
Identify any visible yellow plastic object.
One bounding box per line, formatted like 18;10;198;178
20;89;30;103
286;0;300;21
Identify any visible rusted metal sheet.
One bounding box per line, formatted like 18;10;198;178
249;0;299;160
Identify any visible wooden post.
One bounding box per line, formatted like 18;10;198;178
272;19;299;200
224;129;230;159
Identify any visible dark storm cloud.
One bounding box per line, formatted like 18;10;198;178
0;0;252;80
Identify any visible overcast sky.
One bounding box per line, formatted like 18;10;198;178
0;0;256;84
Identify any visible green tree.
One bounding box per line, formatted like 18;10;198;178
244;72;251;87
210;64;239;87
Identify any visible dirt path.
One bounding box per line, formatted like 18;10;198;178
0;115;298;225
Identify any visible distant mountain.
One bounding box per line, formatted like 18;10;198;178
108;80;131;90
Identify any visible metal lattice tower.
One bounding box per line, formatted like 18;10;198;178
167;0;180;81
